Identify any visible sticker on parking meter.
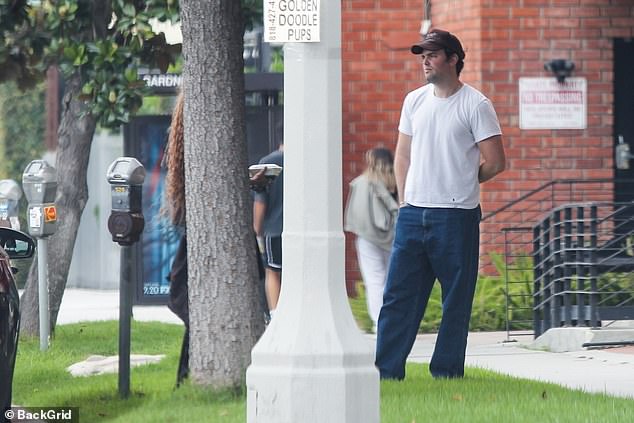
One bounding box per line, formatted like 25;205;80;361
264;0;320;43
29;207;42;228
44;205;57;222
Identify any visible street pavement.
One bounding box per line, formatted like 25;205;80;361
56;288;634;399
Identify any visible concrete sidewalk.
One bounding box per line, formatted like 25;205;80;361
56;289;634;399
405;331;634;399
56;288;182;325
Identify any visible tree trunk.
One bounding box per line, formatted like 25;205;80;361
180;1;265;387
20;73;97;337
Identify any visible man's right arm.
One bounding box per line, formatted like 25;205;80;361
394;132;412;206
253;199;266;236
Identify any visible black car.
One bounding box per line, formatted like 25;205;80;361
0;227;35;421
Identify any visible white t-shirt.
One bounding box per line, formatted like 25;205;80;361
398;83;502;209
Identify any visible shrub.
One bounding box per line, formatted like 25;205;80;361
348;252;535;333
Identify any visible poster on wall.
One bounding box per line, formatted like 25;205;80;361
125;116;180;305
519;77;587;130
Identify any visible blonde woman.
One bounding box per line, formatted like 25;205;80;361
344;148;399;332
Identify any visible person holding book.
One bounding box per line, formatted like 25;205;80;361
253;142;284;320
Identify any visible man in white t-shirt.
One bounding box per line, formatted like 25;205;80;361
375;29;506;380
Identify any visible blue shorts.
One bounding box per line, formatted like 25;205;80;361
264;235;282;270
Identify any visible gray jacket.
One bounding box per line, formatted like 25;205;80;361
344;174;398;251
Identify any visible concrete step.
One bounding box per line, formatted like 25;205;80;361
531;326;634;352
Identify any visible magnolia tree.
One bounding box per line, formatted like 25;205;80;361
1;0;261;341
0;0;181;337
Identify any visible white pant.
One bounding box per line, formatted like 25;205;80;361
355;237;391;326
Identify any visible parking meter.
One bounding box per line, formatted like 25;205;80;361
21;160;57;350
0;179;23;230
106;157;145;398
106;157;145;246
22;160;58;238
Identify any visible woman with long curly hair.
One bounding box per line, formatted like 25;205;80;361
164;91;186;228
163;91;190;386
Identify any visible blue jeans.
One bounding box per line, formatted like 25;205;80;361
375;205;481;379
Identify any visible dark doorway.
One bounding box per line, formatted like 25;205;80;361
614;38;634;202
613;38;634;255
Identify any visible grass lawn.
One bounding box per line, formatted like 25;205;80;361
12;321;634;422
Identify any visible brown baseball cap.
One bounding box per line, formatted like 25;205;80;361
411;29;465;60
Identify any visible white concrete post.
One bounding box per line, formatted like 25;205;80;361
246;1;380;422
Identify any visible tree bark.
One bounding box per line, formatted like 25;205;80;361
180;0;265;387
20;73;97;337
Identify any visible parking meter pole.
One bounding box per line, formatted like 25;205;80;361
106;157;145;400
37;238;49;351
118;245;132;399
22;160;58;353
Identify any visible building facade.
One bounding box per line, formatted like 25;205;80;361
341;0;634;293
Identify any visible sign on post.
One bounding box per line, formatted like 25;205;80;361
519;77;587;130
264;0;321;43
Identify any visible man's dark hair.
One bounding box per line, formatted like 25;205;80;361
444;49;464;76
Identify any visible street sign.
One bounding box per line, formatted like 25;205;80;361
264;0;320;43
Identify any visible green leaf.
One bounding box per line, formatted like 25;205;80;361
63;45;77;61
81;82;94;95
122;4;136;17
124;68;137;83
135;21;152;33
86;43;100;54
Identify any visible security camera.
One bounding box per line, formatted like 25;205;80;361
544;59;575;84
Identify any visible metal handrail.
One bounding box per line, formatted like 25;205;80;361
495;178;634;338
531;201;634;337
482;178;627;222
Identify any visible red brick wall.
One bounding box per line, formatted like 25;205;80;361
341;0;634;292
454;0;630;262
